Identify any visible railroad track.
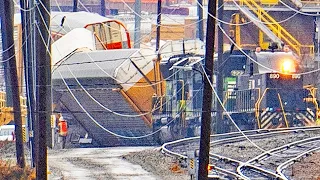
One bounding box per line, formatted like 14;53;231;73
161;126;320;179
238;136;320;179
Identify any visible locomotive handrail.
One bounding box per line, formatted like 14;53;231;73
305;87;319;122
223;88;260;113
277;93;289;128
255;88;268;128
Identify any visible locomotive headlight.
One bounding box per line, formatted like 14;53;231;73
281;60;293;73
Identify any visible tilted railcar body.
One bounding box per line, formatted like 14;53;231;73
51;11;206;146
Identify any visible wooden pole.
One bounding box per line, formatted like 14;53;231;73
198;0;217;178
35;0;51;178
0;0;26;168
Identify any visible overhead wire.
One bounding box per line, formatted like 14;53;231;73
104;0;317;48
0;1;38;63
279;0;320;17
37;0;203;82
65;62;192;117
27;0;320;141
34;2;201;138
200;64;267;152
11;0;320;78
12;0;37;11
197;0;302;26
37;0;320;93
218;24;320;75
59;69;203;139
77;0;90;12
34;1;51;55
200;64;299;158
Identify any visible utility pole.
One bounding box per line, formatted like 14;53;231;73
35;0;51;178
20;0;36;167
197;0;204;41
155;0;162;55
134;0;141;48
73;0;78;12
198;0;217;179
216;0;224;134
0;1;13;106
155;0;162;97
101;0;106;16
0;0;26;168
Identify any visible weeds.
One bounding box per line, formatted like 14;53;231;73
0;160;35;180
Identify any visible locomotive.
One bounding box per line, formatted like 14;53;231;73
151;46;318;143
222;47;318;131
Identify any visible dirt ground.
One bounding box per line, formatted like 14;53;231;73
0;141;320;179
46;147;188;180
289;152;320;180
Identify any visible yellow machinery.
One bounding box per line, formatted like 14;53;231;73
229;3;314;56
0;91;27;126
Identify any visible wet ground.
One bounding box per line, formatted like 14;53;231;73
48;147;160;180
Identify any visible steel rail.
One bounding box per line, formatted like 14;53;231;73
162;126;320;157
209;153;249;179
237;136;320;179
277;146;320;179
161;126;320;179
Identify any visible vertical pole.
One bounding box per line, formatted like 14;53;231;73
317;17;320;60
35;0;51;178
73;0;78;12
0;0;26;168
134;0;141;48
216;0;224;134
20;0;36;167
155;0;162;97
31;0;38;167
198;0;217;178
101;0;106;16
0;1;13;106
155;0;162;55
197;0;204;41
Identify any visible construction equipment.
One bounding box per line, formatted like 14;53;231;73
0;91;27;126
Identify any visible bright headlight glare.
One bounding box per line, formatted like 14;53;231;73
282;60;293;73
